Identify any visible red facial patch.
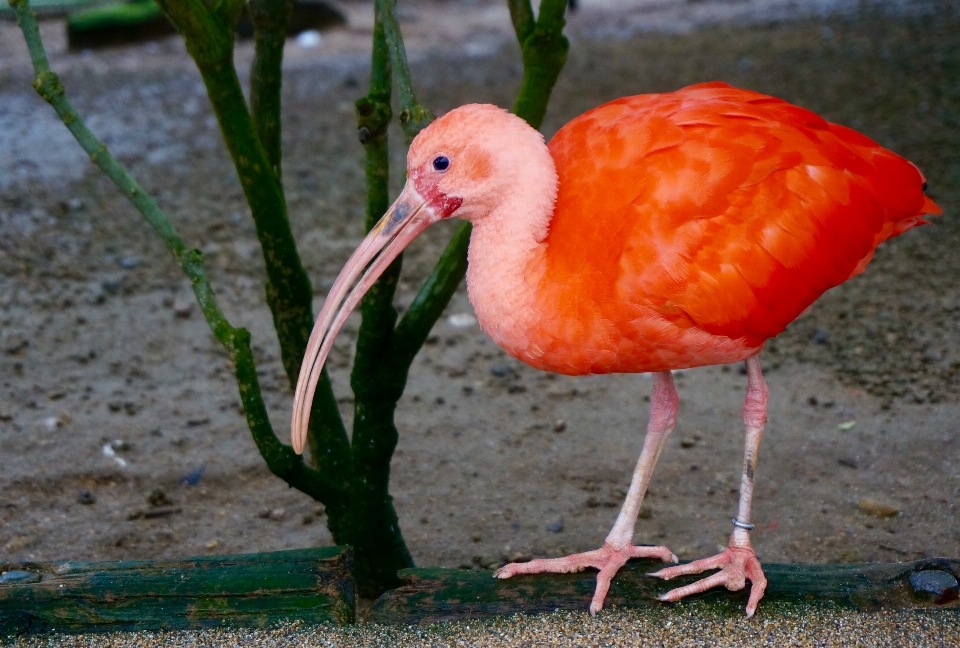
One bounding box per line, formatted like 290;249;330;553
411;166;463;218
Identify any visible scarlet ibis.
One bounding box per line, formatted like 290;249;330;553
292;82;940;616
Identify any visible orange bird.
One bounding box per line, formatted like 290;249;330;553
292;82;940;616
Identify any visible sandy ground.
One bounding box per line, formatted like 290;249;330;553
6;608;960;648
1;0;959;632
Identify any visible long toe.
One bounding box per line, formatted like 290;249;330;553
650;545;766;616
493;542;677;613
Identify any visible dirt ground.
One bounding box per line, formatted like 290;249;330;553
0;0;958;600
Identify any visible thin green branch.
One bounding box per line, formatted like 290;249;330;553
154;0;234;66
535;0;567;31
374;0;433;141
352;5;402;395
507;0;535;44
160;0;351;491
512;0;569;129
10;0;344;503
249;0;289;174
346;2;415;592
158;0;317;393
390;221;471;371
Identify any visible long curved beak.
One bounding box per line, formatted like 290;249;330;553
291;182;438;454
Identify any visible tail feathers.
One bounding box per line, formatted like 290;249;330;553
848;193;941;278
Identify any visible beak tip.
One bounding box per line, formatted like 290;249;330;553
291;429;306;455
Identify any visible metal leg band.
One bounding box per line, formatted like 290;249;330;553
731;518;755;531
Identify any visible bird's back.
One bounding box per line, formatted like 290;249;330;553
533;82;940;374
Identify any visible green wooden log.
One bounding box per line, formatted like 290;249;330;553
0;0;116;20
0;546;354;635
66;0;176;50
371;557;960;624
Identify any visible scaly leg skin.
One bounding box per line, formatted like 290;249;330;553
650;353;770;617
495;371;681;615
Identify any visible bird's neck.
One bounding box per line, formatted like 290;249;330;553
465;189;554;367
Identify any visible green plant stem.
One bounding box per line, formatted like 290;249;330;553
158;0;350;468
8;0;343;505
248;0;288;174
507;0;534;43
193;57;315;386
375;0;433;142
158;0;316;389
344;3;415;596
511;0;569;129
390;222;471;369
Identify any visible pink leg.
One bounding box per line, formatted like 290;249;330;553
495;371;680;614
650;354;769;617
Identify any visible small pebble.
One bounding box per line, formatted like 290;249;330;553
491;364;512;378
0;570;39;584
260;508;285;521
76;490;96;505
909;569;960;604
296;29;322;49
858;497;900;518
173;297;193;318
547;520;564;533
147;488;174;507
180;465;205;485
63;197;86;212
447;313;477;328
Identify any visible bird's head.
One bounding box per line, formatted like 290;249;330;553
291;104;555;453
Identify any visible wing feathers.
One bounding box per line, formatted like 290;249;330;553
544;83;940;358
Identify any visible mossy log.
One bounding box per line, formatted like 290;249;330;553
63;0;346;51
371;557;960;624
0;0;114;20
0;546;354;635
66;0;176;50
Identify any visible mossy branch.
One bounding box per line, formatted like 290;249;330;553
375;0;434;142
157;0;317;390
344;1;416;594
9;0;343;504
512;0;569;129
248;0;289;174
507;0;535;44
156;0;350;464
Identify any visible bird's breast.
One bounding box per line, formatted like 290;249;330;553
466;222;758;376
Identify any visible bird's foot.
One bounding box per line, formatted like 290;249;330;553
494;542;677;615
649;543;767;617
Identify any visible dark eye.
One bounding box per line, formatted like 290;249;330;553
432;156;450;171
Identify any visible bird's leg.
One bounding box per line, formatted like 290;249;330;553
495;371;680;615
650;354;769;617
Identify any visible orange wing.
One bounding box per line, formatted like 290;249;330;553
538;82;940;373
